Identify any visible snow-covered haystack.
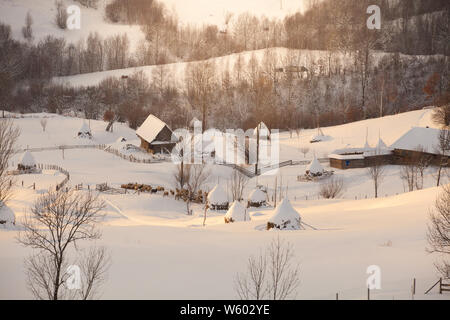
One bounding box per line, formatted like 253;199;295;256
0;205;15;227
207;184;229;210
306;156;324;177
17;151;38;172
77;121;92;139
248;188;267;207
267;199;303;231
224;201;251;223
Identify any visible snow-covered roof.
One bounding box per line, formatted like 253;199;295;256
306;157;324;174
19;151;36;167
207;184;228;205
268;199;302;230
136;114;170;144
390;127;441;154
248;188;266;203
328;153;365;160
79;121;91;134
225;201;250;222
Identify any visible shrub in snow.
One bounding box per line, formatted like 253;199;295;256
247;188;267;208
207;184;229;210
224;201;251;223
267;199;303;231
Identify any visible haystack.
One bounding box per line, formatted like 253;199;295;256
224;201;251;223
207;184;229;210
267;199;303;230
247;188;267;207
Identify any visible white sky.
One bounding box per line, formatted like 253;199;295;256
161;0;307;26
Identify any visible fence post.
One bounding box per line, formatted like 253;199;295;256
336;293;339;300
439;278;442;294
367;287;370;300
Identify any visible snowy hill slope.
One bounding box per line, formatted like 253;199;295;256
0;0;145;50
54;47;380;88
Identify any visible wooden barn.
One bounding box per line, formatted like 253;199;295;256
390;127;449;167
329;138;392;169
136;114;176;154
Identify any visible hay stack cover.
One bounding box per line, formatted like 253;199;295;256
207;184;228;206
306;157;324;175
268;199;302;230
225;201;250;222
248;188;266;203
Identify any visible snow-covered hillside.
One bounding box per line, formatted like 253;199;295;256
0;0;145;50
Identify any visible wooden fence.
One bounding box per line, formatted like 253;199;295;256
37;164;70;191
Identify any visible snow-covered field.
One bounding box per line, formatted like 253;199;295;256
1;108;448;300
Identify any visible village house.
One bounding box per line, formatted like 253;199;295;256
136;114;177;154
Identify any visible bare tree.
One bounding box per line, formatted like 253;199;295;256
230;170;248;201
0;119;20;208
432;104;450;128
435;129;450;187
40;118;48;132
22;11;33;41
415;146;432;190
78;247;111;300
367;156;386;198
427;184;450;279
185;61;216;132
17;190;108;300
235;237;300;300
319;176;345;199
400;162;417;192
300;147;310;158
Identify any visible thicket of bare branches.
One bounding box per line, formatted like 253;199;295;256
17;190;109;300
235;237;300;300
432;104;450;128
55;1;67;30
427;184;450;279
319;176;345;199
0;119;20;208
435;129;450;187
230;170;248;201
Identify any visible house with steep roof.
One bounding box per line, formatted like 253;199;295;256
136;114;177;154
